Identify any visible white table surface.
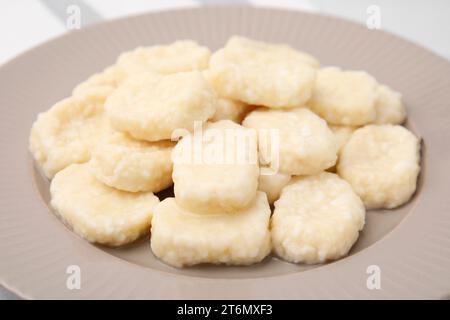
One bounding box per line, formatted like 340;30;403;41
1;0;449;300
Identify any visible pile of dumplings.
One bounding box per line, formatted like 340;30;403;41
29;36;421;268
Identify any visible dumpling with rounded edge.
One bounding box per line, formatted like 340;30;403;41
29;95;110;179
89;131;175;193
50;163;160;246
272;172;365;264
172;120;259;214
258;169;291;205
105;71;217;141
327;125;357;172
225;36;320;68
203;69;254;123
116;40;211;75
338;125;421;209
330;125;356;153
374;84;406;124
72;65;126;103
151;192;271;268
242;107;337;175
309;67;377;126
211;98;254;123
206;37;317;108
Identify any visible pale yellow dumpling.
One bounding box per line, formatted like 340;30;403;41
211;98;253;123
29;95;110;178
243;108;337;175
374;84;406;125
151;192;271;267
50;163;159;246
105;71;217;141
309;67;377;126
272;172;365;264
206;36;317;108
72;65;126;103
172;120;259;214
116;40;211;75
89;132;174;193
338;125;420;209
258;170;291;204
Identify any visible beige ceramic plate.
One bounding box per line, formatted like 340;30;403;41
1;6;450;299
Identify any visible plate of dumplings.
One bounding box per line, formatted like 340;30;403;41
1;6;449;299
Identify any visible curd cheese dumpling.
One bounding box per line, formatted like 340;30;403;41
151;192;271;267
327;125;356;172
203;69;254;123
374;84;406;124
225;36;320;68
338;125;421;209
117;40;211;75
272;172;365;264
243;108;337;175
172;120;259;214
29;96;110;179
309;67;377;126
105;71;217;141
89;132;174;193
206;36;317;108
258;170;291;204
72;65;125;103
330;125;356;153
50;163;159;246
211;98;253;123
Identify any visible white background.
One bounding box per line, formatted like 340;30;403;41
1;0;449;299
